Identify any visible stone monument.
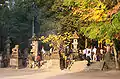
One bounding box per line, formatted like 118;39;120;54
10;45;19;69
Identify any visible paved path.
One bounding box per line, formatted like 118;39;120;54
0;60;120;79
0;68;120;79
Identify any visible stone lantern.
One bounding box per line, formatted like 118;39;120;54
71;31;79;52
5;36;11;57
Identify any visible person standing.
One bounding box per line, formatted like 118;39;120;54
41;46;46;60
49;47;53;56
86;46;92;66
92;46;97;61
41;46;46;54
101;44;111;70
59;49;65;70
100;48;104;60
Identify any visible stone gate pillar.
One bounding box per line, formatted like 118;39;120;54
31;40;38;61
30;36;38;61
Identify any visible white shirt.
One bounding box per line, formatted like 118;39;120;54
42;48;45;54
93;48;97;54
106;46;110;53
86;48;92;59
50;48;52;54
100;49;104;54
87;48;91;54
86;53;91;59
83;49;87;54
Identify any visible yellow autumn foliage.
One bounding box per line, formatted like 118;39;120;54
106;39;111;44
72;0;108;22
98;38;113;46
40;32;72;50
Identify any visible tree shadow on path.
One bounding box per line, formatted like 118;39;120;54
46;70;120;79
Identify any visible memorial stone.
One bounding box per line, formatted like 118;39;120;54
10;45;19;69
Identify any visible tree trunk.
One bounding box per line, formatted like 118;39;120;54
113;40;119;69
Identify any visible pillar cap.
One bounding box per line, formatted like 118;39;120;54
71;31;79;39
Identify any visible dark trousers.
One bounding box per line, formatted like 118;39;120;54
60;59;65;70
101;61;109;70
86;56;91;66
83;54;86;60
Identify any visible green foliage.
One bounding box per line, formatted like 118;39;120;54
80;11;120;41
51;0;82;33
0;0;58;50
51;0;109;34
1;0;120;50
0;0;35;49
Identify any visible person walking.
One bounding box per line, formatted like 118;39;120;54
86;51;91;66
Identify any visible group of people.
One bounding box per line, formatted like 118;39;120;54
81;45;114;67
28;46;53;68
59;48;73;70
24;44;115;70
83;46;97;60
28;46;46;68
